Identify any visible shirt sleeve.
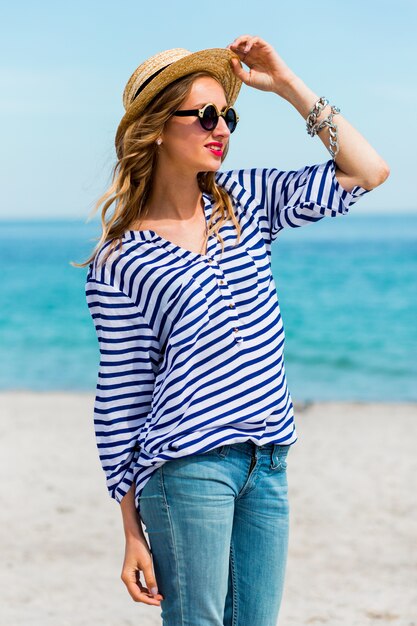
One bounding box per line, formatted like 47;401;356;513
85;277;158;504
216;158;371;243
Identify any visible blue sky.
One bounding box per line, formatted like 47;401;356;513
1;0;415;219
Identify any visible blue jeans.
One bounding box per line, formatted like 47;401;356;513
139;440;291;625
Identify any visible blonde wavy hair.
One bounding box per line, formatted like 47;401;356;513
72;70;242;269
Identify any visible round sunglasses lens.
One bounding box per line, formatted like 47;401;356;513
225;108;237;132
201;105;218;130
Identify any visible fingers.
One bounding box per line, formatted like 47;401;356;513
227;35;259;56
121;567;165;605
142;561;164;601
227;35;260;83
229;57;250;84
121;538;165;605
123;577;163;605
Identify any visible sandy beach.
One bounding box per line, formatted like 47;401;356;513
1;391;416;626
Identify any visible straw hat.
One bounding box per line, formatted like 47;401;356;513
115;47;243;156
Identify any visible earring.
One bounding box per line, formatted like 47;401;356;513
156;138;162;145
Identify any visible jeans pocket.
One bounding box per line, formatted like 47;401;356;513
270;444;291;471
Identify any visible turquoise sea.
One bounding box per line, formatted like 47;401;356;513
0;214;416;401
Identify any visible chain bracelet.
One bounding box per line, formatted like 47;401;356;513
306;97;329;136
306;98;341;159
313;106;340;158
311;105;340;135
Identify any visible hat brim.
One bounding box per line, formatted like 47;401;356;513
115;47;243;154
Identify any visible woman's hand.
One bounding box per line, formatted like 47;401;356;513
120;534;165;605
226;35;297;97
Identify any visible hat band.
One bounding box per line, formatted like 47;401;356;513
132;63;173;102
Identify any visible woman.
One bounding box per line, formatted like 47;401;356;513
79;35;389;625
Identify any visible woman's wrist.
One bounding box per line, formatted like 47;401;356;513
122;507;145;541
272;72;300;100
120;482;145;540
275;74;321;119
124;523;146;542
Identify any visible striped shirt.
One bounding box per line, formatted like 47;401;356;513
85;157;370;514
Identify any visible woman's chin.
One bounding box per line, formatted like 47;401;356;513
203;158;223;171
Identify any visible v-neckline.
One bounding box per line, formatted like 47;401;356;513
123;192;216;261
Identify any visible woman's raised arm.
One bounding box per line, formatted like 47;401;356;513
227;35;390;192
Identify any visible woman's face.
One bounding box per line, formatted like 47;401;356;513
159;76;231;175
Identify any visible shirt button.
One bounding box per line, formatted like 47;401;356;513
219;280;224;285
233;327;239;332
229;303;235;308
207;258;212;263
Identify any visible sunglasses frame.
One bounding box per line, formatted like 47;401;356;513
172;102;239;133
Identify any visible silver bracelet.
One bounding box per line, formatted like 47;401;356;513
312;106;341;158
311;105;340;135
306;97;329;136
306;97;341;159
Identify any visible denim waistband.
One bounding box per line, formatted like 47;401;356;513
226;440;289;456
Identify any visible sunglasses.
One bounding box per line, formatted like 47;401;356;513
172;103;239;133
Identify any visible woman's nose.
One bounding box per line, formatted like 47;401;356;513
213;115;231;138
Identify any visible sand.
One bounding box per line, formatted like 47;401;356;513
1;391;416;625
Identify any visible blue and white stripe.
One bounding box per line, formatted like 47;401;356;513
85;157;370;514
